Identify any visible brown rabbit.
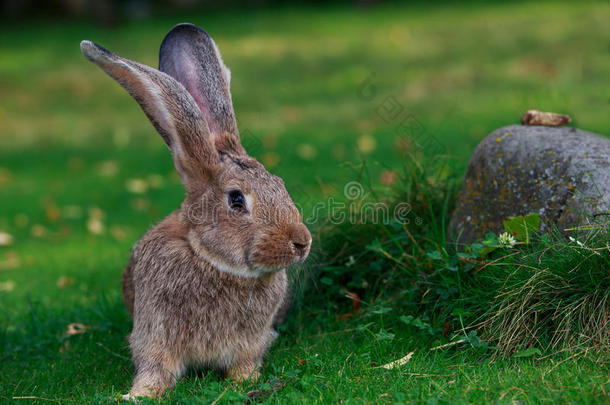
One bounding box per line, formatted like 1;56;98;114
80;23;311;399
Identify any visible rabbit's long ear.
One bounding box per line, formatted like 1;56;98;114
159;23;245;156
80;40;218;184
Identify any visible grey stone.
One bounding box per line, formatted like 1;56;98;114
449;125;610;244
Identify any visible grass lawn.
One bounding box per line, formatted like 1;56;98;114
1;1;609;403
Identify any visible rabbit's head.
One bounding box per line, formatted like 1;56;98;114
81;23;311;277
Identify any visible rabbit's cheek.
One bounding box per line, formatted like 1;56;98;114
249;228;305;269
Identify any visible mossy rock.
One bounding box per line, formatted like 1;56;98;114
449;125;610;244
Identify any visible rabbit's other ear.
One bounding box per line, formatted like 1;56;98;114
80;40;218;184
159;23;245;156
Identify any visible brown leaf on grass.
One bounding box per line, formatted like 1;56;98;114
126;178;149;194
262;133;278;149
296;143;318;160
110;225;131;241
0;167;13;185
443;321;452;337
380;170;397;186
0;251;20;271
45;204;61;223
31;224;47;238
346;291;361;313
131;197;150;211
338;291;361;320
377;351;415;369
96;160;119;177
0;280;15;292
87;218;104;235
87;207;105;235
147;174;164;189
281;106;301;123
521;110;571;126
261;152;280;168
394;136;412;154
57;276;76;288
357;134;377;153
65;323;88;336
0;231;13;246
357;120;374;134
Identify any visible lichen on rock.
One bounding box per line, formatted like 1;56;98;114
449;125;610;244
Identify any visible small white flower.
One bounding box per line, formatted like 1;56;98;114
568;236;585;247
498;232;517;248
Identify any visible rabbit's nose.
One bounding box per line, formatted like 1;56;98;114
292;241;308;255
288;224;311;257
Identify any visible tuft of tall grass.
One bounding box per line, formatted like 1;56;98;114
309;155;610;355
475;226;610;353
302;156;460;310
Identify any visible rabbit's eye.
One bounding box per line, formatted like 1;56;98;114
228;190;247;213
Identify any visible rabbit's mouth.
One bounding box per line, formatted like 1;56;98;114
247;240;311;271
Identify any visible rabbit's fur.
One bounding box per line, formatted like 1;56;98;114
81;23;311;398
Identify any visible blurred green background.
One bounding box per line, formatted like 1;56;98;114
2;0;609;303
1;1;609;402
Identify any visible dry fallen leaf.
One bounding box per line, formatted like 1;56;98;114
126;178;149;194
281;106;301;123
65;323;88;336
87;207;105;235
296;143;318;160
262;152;280;168
110;226;128;241
394;136;412;154
0;231;13;246
380;170;397;186
0;280;15;292
262;133;278;149
378;351;415;369
45;204;61;223
131;197;150;211
87;218;105;235
521;110;571;126
57;276;76;288
96;160;119;177
30;225;47;238
357;134;377;154
357;120;374;134
147;174;164;189
0;251;20;271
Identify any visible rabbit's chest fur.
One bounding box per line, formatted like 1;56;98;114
128;212;287;369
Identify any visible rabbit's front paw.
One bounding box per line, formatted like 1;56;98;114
227;363;261;384
120;393;140;402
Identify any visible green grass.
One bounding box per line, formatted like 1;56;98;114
1;1;610;403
